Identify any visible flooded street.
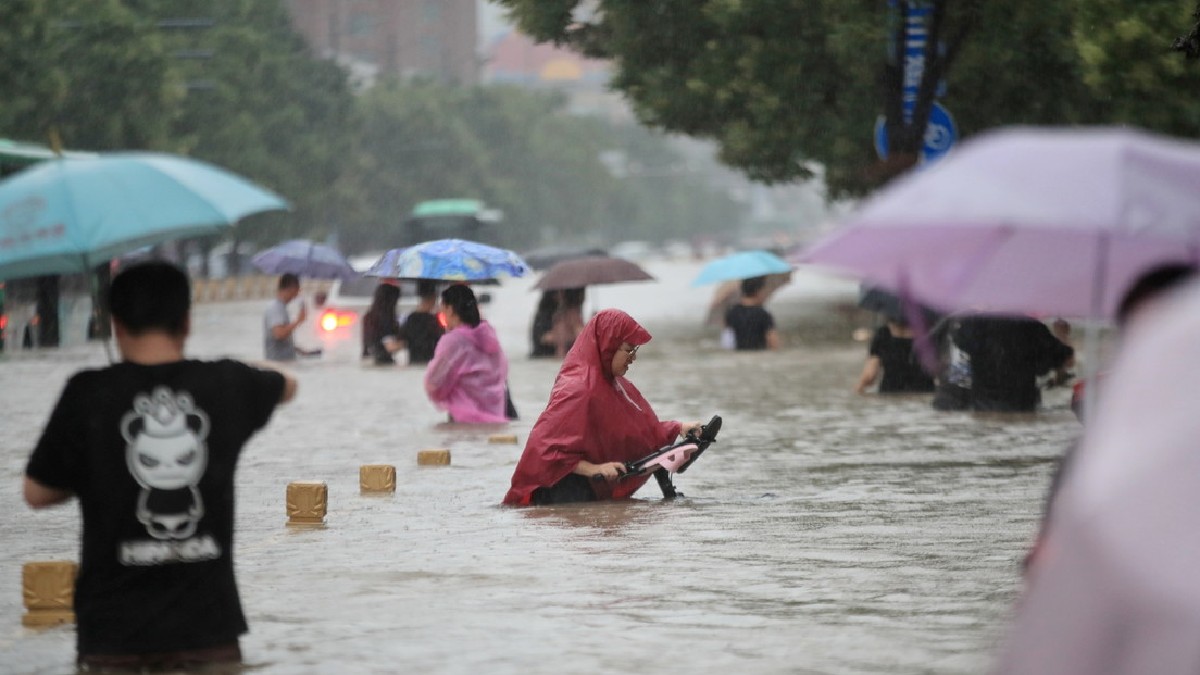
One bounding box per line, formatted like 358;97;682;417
0;259;1079;674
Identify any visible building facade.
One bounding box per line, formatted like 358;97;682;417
286;0;478;87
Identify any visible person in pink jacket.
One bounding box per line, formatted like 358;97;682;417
424;284;510;423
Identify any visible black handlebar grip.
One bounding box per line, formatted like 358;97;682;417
701;415;722;441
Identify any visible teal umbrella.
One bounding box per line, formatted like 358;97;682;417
691;250;792;286
0;152;289;280
0;138;95;171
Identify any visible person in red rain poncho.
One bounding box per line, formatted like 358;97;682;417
503;309;701;506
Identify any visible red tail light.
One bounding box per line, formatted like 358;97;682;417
320;310;355;332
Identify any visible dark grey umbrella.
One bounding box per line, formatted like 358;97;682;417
533;255;655;291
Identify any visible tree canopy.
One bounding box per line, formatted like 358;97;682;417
342;81;742;252
0;0;745;263
0;0;180;150
497;0;1200;196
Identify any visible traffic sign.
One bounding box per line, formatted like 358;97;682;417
873;101;958;165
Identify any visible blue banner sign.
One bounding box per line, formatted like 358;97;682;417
902;3;932;124
873;101;958;165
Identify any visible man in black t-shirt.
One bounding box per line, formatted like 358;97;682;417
398;279;445;365
23;262;297;671
723;276;780;350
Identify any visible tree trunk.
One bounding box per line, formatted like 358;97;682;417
88;263;112;340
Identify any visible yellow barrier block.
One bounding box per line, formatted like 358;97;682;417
417;449;451;466
193;279;210;303
488;434;519;445
360;464;396;493
22;561;77;627
286;481;328;527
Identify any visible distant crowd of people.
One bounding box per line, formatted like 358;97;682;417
261;273;513;423
851;290;1076;414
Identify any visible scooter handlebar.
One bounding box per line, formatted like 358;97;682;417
696;415;722;443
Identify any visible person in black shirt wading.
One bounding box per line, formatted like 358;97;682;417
855;317;936;394
723;275;781;351
23;261;297;671
398;279;445;365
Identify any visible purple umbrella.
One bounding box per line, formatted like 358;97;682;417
250;239;358;281
796;126;1200;321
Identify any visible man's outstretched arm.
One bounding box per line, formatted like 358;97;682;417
24;476;71;509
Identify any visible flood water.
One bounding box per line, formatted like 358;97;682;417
0;259;1080;674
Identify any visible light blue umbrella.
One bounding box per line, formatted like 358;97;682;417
251;239;358;281
365;239;529;281
0;152;289;280
691;250;792;286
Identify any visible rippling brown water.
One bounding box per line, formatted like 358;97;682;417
0;260;1078;674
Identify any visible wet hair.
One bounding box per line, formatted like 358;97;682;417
1116;263;1197;327
109;261;191;336
368;282;401;320
536;290;559;314
278;272;300;291
416;279;438;300
562;287;586;308
442;284;481;327
741;275;766;297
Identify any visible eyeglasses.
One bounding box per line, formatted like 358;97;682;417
621;345;639;356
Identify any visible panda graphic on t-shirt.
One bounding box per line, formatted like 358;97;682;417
121;386;210;540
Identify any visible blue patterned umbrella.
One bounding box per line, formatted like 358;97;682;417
251;239;358;280
365;239;529;281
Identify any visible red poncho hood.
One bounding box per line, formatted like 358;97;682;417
503;309;681;505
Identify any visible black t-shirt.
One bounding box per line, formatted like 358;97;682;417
724;304;775;350
398;311;445;364
869;325;935;393
955;316;1074;412
25;359;285;656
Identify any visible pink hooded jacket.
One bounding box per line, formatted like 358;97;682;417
424;320;509;423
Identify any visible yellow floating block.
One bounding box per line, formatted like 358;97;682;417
417;449;451;466
22;560;76;627
488;434;519;445
360;464;396;493
286;480;328;526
